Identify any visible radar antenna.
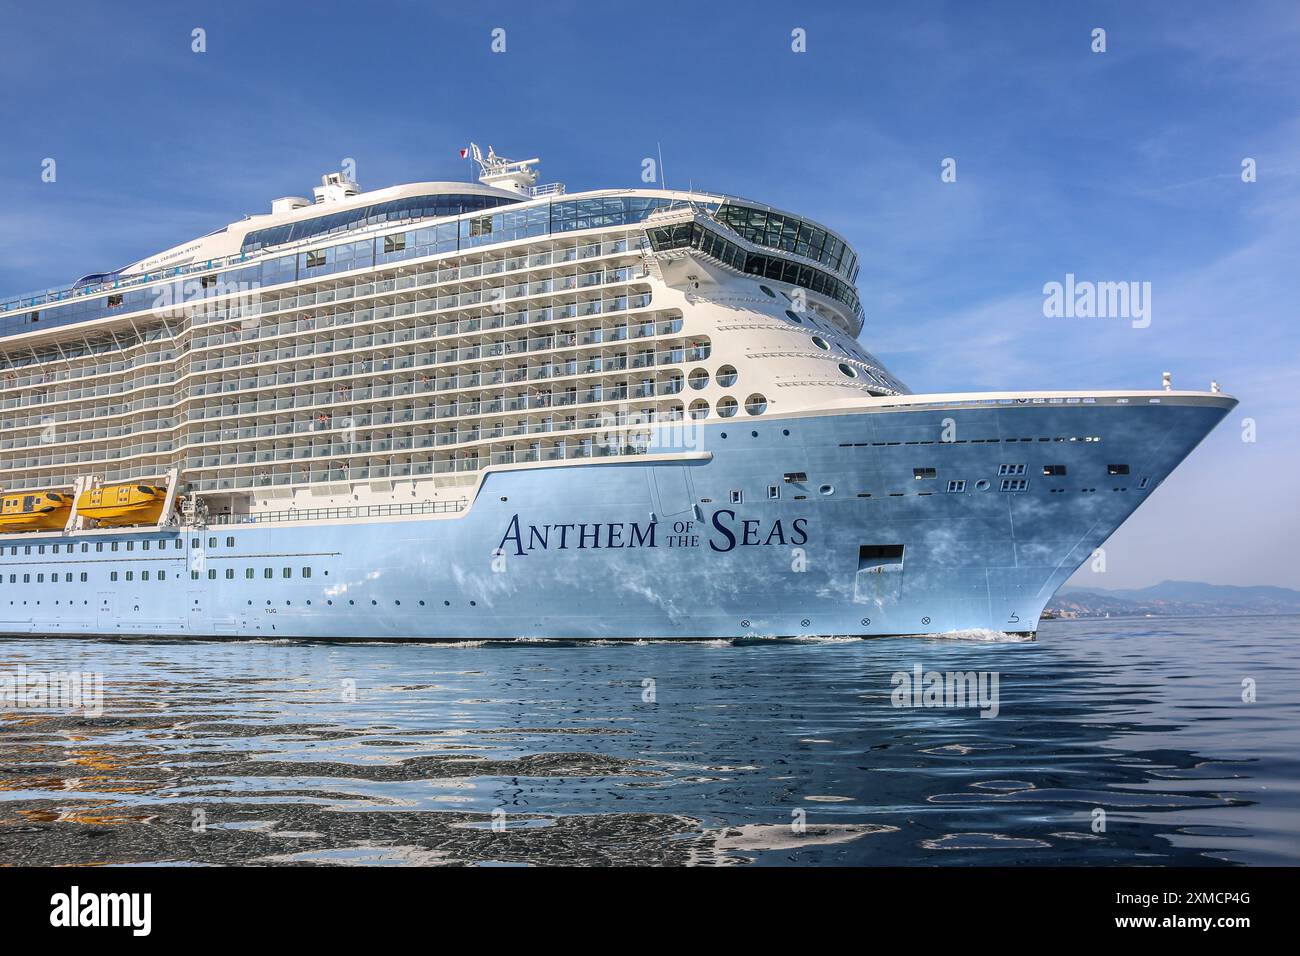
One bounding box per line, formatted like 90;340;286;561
469;143;541;195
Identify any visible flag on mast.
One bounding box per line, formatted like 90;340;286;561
459;148;469;159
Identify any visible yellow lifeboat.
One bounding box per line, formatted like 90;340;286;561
76;483;168;527
0;491;73;531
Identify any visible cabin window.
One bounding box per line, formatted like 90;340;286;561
208;536;217;548
768;485;780;500
107;294;124;308
1000;478;1029;492
226;537;235;547
158;571;166;581
264;568;273;578
246;568;255;579
384;233;406;253
302;567;311;578
998;463;1026;476
282;567;292;578
225;569;234;579
80;573;87;582
141;571;150;581
729;490;743;504
110;572;117;582
1043;464;1067;476
947;479;966;493
1108;463;1130;475
913;468;937;480
306;249;327;268
125;571;133;581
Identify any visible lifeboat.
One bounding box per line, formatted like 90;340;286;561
0;491;73;531
76;483;168;527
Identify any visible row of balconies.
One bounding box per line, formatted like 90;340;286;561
2;306;679;416
3;233;640;368
0;380;697;474
3;422;672;491
0;334;706;433
2;296;667;409
0;362;705;452
1;249;646;388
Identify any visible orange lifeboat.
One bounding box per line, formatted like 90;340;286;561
76;483;168;527
0;491;72;531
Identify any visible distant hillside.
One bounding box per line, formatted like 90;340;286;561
1047;580;1300;619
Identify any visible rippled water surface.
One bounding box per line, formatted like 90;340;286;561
1;616;1297;866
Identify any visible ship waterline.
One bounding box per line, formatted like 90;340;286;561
0;149;1234;639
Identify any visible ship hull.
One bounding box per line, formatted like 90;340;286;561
0;397;1234;640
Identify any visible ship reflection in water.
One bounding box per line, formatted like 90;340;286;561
0;616;1296;866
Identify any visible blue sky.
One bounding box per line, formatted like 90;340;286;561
1;0;1296;588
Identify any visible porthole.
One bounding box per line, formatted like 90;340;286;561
975;479;991;491
812;336;830;351
759;284;776;298
688;399;710;420
784;310;803;324
819;484;835;496
717;396;739;418
688;368;710;390
838;363;857;379
716;365;738;387
744;394;767;415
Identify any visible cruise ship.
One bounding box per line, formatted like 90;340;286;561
0;147;1235;640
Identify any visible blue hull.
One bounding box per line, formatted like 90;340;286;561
0;399;1232;639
